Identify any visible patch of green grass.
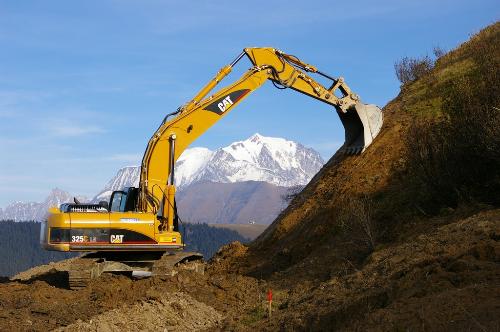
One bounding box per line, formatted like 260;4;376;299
404;97;443;117
400;58;475;118
434;59;475;83
241;303;266;325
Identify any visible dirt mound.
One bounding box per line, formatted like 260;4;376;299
11;257;80;281
55;292;221;332
238;209;499;331
0;256;263;332
1;211;497;331
0;274;159;331
206;22;500;331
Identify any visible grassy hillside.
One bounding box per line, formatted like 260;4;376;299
237;22;499;280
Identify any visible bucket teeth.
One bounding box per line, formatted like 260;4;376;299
337;102;383;154
341;145;364;155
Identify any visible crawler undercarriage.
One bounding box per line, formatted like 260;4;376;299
66;251;204;290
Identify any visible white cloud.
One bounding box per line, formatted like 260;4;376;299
106;153;142;164
0;90;52;107
47;121;106;137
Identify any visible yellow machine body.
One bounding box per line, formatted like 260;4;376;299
42;208;182;252
41;47;383;253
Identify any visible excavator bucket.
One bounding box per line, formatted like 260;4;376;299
337;102;383;154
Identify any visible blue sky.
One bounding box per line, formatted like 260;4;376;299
0;0;498;206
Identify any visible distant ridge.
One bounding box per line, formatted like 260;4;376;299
93;133;324;203
1;134;324;224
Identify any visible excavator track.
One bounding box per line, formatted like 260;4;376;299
68;257;103;290
65;251;203;290
152;252;204;276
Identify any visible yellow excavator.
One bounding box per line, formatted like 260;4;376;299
40;47;383;288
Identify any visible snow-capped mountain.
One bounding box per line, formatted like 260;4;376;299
195;133;324;187
0;202;40;222
175;147;214;188
0;188;86;222
92;133;324;202
1;134;324;223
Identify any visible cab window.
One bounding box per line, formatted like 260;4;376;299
110;191;125;212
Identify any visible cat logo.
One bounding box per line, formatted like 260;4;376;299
204;89;250;115
110;234;124;243
217;96;234;113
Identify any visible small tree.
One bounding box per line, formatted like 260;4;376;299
338;196;378;253
394;55;434;85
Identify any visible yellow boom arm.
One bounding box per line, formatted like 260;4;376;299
139;47;383;231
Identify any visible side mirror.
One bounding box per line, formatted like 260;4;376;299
99;201;109;211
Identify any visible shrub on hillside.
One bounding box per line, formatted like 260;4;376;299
394;55;434;85
338;196;379;255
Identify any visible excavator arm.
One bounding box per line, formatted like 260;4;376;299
138;47;383;231
40;47;382;283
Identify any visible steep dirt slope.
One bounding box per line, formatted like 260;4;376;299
226;22;500;284
235;96;407;281
208;22;500;330
212;209;498;331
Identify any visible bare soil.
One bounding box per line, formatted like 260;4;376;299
55;292;222;332
0;209;497;331
0;254;263;331
227;209;500;331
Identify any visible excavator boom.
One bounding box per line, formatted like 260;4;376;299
139;47;383;223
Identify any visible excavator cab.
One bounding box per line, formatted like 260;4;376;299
109;187;139;213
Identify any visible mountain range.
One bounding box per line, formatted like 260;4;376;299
0;189;87;222
0;134;324;224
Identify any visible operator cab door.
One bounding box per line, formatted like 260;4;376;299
108;188;156;246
